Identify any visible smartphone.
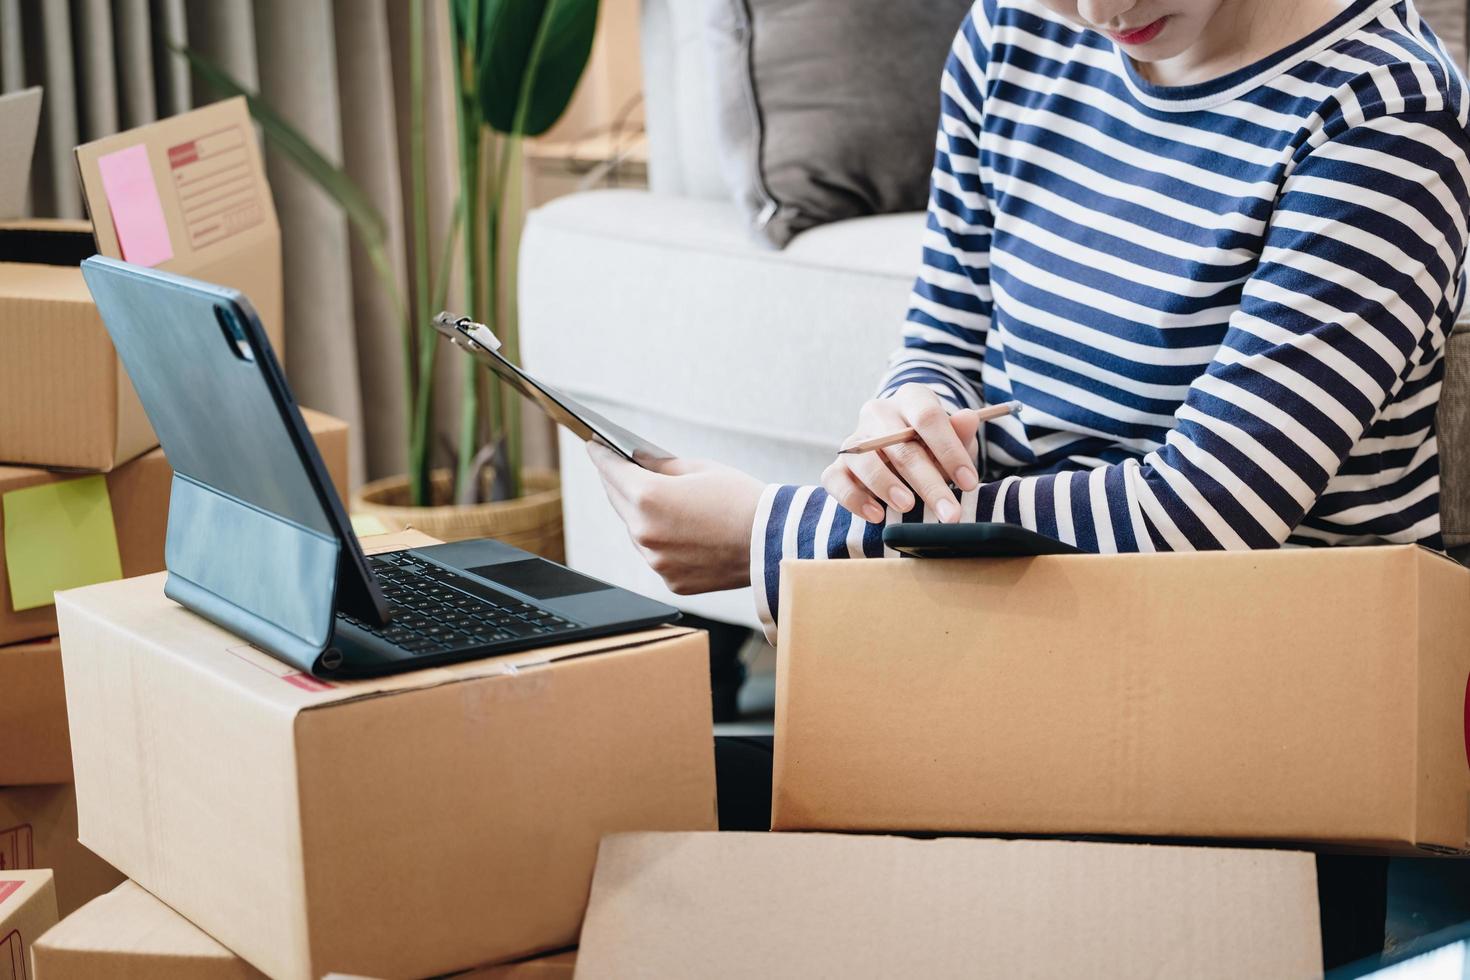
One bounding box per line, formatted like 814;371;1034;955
883;522;1083;558
434;313;675;468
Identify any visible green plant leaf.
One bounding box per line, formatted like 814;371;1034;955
474;0;599;137
176;44;388;249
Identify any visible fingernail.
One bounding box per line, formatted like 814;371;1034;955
938;499;960;523
892;486;915;511
956;466;979;491
863;503;886;524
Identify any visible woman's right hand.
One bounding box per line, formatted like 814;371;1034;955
822;383;982;525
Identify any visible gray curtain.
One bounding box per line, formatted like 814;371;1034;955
1;0;468;490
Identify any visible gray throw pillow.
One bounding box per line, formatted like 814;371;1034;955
706;0;973;248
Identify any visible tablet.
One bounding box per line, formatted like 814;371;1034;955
435;313;675;468
883;522;1083;558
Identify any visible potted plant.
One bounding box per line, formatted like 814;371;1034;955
181;0;600;557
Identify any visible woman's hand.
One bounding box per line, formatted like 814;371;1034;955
587;443;765;595
823;383;982;524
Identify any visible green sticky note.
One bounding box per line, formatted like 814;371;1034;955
3;475;124;611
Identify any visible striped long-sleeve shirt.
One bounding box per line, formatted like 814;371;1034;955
751;0;1470;642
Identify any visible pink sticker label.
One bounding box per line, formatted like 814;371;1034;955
96;144;174;267
0;881;21;904
283;673;333;693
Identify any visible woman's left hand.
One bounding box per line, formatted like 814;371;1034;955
587;442;765;595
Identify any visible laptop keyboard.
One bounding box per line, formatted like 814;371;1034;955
335;553;581;656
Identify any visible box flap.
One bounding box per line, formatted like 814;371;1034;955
31;880;263;977
55;528;696;712
74;97;285;359
0;88;42;220
576;833;1322;980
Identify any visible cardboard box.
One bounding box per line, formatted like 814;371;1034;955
771;547;1470;855
0;639;69;785
0;786;123;918
0;408;347;647
30;880;264;980
0;870;57;980
0;97;283;472
575;832;1322;979
74;97;284;361
0;218;155;471
55;531;718;980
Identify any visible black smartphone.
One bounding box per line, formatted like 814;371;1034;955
882;522;1083;558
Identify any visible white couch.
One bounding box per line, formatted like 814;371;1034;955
520;0;925;628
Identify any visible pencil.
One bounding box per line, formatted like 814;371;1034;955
838;400;1022;455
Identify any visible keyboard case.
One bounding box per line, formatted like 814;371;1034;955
80;257;386;674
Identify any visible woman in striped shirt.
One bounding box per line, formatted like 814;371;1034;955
589;0;1470;643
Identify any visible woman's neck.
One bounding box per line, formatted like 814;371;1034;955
1133;0;1353;87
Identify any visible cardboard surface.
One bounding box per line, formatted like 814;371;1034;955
0;217;153;471
55;533;717;980
0;786;123;918
0;408;347;647
30;880;265;980
0;870;57;980
576;833;1322;980
772;546;1470;855
75;98;283;360
0;639;70;785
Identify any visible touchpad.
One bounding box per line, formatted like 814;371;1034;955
467;558;612;600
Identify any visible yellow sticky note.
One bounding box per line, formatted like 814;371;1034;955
350;513;389;538
3;475;124;611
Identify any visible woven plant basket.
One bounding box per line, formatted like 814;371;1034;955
352;467;564;561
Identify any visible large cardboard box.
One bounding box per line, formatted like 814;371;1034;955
0;97;283;471
0;870;57;980
0;786;123;917
31;880;264;980
575;832;1322;979
0;219;155;471
55;531;718;980
0;408;347;647
0;639;69;785
771;546;1470;854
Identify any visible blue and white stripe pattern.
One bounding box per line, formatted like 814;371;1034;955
752;0;1470;641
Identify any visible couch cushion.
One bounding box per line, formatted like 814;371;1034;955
705;0;970;247
520;190;923;462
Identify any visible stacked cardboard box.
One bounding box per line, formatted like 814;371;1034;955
0;92;349;934
0;869;57;980
48;530;717;978
31;879;577;979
